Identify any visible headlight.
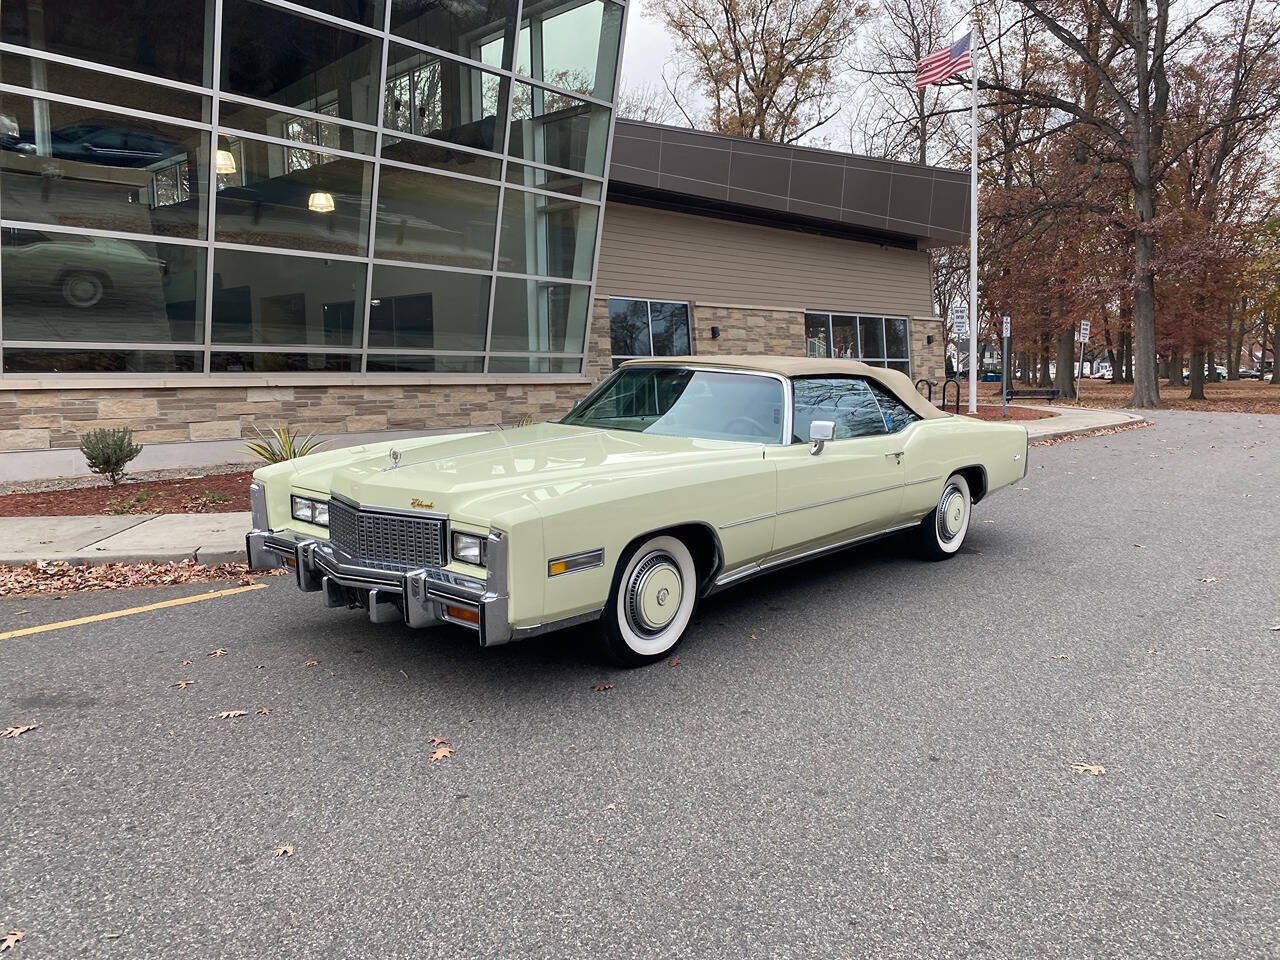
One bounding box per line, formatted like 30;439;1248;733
291;495;329;527
451;531;486;567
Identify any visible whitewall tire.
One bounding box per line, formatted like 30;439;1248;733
917;473;972;561
599;534;698;666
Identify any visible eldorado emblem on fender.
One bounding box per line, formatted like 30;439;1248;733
410;498;434;510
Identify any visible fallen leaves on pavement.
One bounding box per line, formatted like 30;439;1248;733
428;736;449;746
1051;654;1070;662
1;724;38;739
1029;420;1154;447
179;659;194;666
208;648;228;658
256;708;272;716
0;559;285;598
214;710;247;720
430;746;454;763
668;657;681;667
172;680;194;690
1071;763;1106;776
274;845;293;858
0;931;24;953
1199;576;1220;584
591;682;613;692
1271;625;1280;632
304;660;319;668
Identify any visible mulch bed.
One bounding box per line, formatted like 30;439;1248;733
962;404;1055;422
977;378;1280;414
0;471;254;517
0;559;287;598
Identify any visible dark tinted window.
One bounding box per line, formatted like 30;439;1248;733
792;377;888;442
867;381;919;433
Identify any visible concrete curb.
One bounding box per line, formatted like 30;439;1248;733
1017;405;1149;441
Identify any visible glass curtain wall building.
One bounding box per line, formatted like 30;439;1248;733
0;0;624;375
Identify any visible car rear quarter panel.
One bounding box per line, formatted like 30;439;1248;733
900;417;1028;518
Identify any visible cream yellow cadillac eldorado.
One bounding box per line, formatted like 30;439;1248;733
246;357;1028;665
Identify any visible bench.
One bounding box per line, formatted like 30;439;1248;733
1004;387;1060;402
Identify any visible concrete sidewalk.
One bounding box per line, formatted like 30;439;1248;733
0;512;251;566
0;405;1145;567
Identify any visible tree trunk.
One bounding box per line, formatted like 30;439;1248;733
1207;349;1218;383
1123;331;1134;383
1128;174;1161;406
1038;350;1052;387
1055;327;1077;400
1226;329;1239;380
1189;346;1206;400
1167;351;1185;387
1019;351;1032;385
1157;355;1168;379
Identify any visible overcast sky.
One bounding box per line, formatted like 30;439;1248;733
619;5;672;93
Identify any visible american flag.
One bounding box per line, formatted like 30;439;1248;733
916;31;972;88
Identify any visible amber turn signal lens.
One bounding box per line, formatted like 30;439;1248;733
445;604;480;625
548;560;568;576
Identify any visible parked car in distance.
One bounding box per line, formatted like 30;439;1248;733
1238;368;1261;379
247;357;1030;666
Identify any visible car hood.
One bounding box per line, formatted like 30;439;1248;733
290;422;764;526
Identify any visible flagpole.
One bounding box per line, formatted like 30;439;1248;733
968;41;979;414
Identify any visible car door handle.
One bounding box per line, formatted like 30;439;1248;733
886;451;904;463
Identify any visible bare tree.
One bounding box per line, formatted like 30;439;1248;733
649;0;869;143
615;81;684;124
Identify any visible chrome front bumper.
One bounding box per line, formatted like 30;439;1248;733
246;527;517;647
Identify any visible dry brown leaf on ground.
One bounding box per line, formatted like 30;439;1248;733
0;931;24;953
304;660;319;668
1;724;38;739
208;648;228;658
1029;420;1153;447
668;657;681;667
1051;655;1070;661
1199;576;1220;584
1071;762;1106;776
0;559;285;598
172;679;194;689
1271;625;1280;632
591;682;613;692
603;802;617;810
256;708;272;716
274;845;293;858
430;746;454;763
428;736;449;746
179;658;194;666
214;710;247;720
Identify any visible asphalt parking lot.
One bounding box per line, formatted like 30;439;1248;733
1;410;1277;960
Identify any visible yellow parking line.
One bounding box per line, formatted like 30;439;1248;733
0;583;268;642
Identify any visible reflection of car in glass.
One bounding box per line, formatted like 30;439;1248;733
3;123;188;168
2;229;166;308
247;357;1029;666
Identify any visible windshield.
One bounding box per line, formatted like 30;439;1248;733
563;367;785;443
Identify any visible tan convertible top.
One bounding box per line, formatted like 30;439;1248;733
620;355;948;421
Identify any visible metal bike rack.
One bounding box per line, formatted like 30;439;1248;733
915;378;936;402
941;377;961;414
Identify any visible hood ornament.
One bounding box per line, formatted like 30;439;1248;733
384;448;402;471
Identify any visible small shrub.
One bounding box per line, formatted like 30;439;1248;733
244;426;327;464
80;428;142;485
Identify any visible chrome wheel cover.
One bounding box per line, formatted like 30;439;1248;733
936;483;968;544
626;550;683;635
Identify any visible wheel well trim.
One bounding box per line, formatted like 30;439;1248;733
953;464;988;503
615;522;725;598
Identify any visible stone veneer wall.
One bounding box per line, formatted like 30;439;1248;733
0;382;588;453
909;316;946;384
689;303;807;356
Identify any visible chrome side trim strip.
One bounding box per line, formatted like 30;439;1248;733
903;475;942;487
777;481;903;517
547;548;605;576
709;521;920;594
719;512;776;530
511;607;605;641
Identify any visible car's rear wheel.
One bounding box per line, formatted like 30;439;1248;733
598;534;698;667
917;472;971;560
61;270;106;309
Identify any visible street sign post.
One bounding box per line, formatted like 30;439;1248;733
1001;315;1011;417
1076;319;1091;401
950;304;969;398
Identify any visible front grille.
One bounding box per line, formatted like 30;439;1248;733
327;497;445;571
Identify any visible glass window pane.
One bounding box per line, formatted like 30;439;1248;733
831;314;856;359
517;0;622;101
1;52;209;123
380;136;503;178
2;347;201;374
804;313;830;357
210;351;360;372
214;135;373;256
374;166;497;269
288;0;383;29
384;44;507;154
490;277;589;352
218;101;376;156
887;359;910;375
367;264;489;350
505;162;602;199
211;249;365;346
390;0;519;70
488;356;582;374
860;315;885;358
221;0;381;126
2;227;205;344
497;188;597;280
885;317;909;359
867;380;918;431
508;81;610;176
0;92;208;239
366;353;485;372
649;302;689;355
608;298;649;356
792;377;888;441
1;0;212;86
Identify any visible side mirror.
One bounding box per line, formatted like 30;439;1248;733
809;420;835;456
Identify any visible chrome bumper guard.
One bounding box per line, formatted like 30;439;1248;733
245;527;516;646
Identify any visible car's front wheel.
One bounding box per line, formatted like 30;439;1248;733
598;534;698;667
61;270;107;309
917;472;972;560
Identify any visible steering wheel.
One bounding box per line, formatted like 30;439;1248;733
723;415;769;437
